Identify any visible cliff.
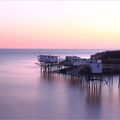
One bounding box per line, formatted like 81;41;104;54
91;50;120;64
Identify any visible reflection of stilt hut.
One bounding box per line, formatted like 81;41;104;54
86;81;102;105
38;55;59;72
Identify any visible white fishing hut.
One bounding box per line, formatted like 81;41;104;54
64;56;81;66
38;55;58;63
73;59;96;66
90;61;102;74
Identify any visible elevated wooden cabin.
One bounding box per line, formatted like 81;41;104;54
38;55;58;63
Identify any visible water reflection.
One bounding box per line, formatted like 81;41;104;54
64;75;102;107
40;72;104;105
86;82;102;105
39;72;120;118
40;71;60;81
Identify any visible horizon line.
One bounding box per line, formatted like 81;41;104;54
0;48;117;50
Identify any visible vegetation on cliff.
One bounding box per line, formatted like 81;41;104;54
91;50;120;64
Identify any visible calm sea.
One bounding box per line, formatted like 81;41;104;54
0;49;120;119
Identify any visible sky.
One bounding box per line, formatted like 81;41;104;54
0;1;120;49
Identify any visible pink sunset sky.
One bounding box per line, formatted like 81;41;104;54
0;1;120;49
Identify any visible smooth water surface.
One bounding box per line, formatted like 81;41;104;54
0;49;120;119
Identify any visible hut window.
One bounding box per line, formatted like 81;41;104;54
97;64;99;68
